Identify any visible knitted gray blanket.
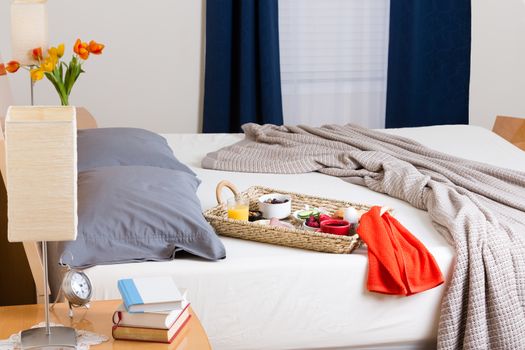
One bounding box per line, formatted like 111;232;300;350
202;123;525;350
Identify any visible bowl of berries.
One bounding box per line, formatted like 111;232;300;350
258;193;292;219
303;213;332;231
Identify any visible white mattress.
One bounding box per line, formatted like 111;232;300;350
85;125;525;350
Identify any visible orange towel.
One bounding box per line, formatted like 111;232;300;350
356;206;444;296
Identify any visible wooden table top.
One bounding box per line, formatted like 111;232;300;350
0;300;211;350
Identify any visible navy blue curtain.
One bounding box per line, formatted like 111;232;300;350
203;0;283;133
385;1;471;128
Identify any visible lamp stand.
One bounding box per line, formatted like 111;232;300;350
30;74;34;106
20;241;77;349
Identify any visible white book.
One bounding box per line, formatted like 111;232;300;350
117;276;184;313
112;306;192;343
113;290;189;329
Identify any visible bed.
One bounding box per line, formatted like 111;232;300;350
45;124;520;350
0;115;518;348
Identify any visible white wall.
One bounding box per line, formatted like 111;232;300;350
0;0;205;133
0;52;14;115
470;0;525;129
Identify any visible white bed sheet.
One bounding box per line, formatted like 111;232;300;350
84;125;525;350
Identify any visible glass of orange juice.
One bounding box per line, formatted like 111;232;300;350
227;197;249;221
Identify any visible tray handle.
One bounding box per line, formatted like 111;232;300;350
215;180;241;205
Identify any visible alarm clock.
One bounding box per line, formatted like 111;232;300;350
52;268;93;318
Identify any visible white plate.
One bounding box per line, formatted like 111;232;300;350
253;219;295;230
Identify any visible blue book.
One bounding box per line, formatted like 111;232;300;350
117;276;184;313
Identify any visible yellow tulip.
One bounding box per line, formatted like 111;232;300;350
48;43;65;59
30;68;44;81
41;58;55;72
51;54;59;66
57;43;65;58
48;47;57;57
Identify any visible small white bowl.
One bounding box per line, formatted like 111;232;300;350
302;222;319;231
258;193;292;219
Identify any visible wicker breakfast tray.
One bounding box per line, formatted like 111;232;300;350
203;180;373;254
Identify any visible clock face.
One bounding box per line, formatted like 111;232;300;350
70;272;91;300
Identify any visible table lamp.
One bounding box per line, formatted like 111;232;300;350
10;0;49;105
5;106;77;349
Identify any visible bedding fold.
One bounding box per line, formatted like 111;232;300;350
202;123;525;350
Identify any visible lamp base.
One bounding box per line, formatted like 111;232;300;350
21;326;77;349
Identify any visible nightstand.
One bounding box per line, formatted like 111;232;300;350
0;300;212;349
76;107;98;129
493;115;525;151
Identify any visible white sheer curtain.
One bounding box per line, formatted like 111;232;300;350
278;0;390;128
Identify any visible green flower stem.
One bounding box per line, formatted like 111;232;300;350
59;93;69;106
44;56;83;106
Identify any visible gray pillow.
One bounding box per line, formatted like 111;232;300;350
49;166;225;268
77;127;194;175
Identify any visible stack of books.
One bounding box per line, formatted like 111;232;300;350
112;276;191;343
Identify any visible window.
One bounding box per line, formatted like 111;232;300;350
279;0;390;128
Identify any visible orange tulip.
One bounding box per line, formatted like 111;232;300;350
88;40;105;55
6;60;20;73
0;63;6;76
74;39;90;60
32;47;43;61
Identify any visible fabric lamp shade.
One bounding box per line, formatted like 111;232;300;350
10;0;49;65
5;106;77;242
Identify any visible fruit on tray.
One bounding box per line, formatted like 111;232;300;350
333;209;344;219
318;214;331;222
249;210;264;222
297;209;320;220
305;215;320;228
264;198;290;204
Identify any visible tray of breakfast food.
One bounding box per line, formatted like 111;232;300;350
204;180;382;254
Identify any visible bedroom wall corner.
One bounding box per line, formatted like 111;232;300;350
469;0;525;130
